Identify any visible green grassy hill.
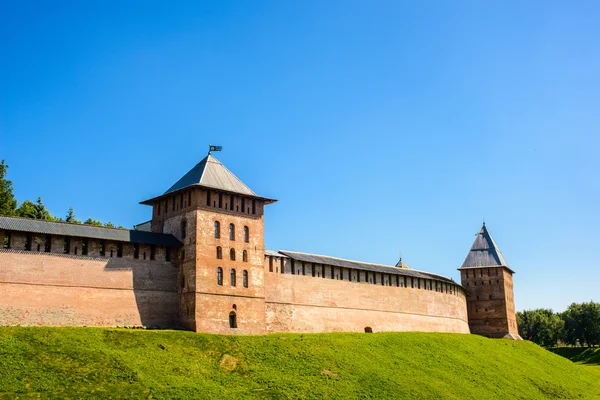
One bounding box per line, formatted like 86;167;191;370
550;347;600;372
1;327;599;399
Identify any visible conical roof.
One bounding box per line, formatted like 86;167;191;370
140;154;276;205
461;223;509;268
163;154;256;196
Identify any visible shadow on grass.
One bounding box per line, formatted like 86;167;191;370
550;347;600;366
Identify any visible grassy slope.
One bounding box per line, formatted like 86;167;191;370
1;328;599;399
550;347;600;372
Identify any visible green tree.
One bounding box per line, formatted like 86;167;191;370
562;302;600;347
84;218;102;226
517;309;564;347
16;200;37;219
0;160;17;216
65;207;81;224
33;197;51;220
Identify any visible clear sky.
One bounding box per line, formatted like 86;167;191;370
1;1;598;312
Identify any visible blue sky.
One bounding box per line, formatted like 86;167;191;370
1;1;598;312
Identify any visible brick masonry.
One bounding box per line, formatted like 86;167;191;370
0;161;499;335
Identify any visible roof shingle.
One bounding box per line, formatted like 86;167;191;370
0;216;182;247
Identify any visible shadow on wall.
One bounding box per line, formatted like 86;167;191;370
104;259;179;329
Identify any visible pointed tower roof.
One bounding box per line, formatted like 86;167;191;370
460;223;512;271
141;154;276;204
164;154;255;196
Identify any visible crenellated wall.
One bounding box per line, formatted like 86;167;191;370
264;267;469;334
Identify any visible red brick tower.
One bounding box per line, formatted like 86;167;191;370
141;151;276;334
458;223;521;339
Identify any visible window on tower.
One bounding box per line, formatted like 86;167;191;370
217;267;223;285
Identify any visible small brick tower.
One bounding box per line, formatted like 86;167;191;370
458;223;521;339
141;150;276;334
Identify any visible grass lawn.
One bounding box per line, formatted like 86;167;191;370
550;346;600;373
1;327;599;399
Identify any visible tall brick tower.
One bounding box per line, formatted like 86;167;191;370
141;152;276;334
458;223;521;339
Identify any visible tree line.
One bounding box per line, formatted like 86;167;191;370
517;301;600;348
0;160;123;228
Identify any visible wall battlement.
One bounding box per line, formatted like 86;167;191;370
0;154;517;336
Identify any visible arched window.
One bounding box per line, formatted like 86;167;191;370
229;224;235;240
214;221;220;238
230;269;236;286
243;270;248;288
217;267;223;285
216;246;222;259
181;220;187;239
243;250;248;262
230;248;236;261
229;311;237;328
244;226;249;243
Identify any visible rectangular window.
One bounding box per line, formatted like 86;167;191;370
269;257;273;272
357;270;361;282
218;193;223;208
206;190;211;206
188;190;192;206
172;197;175;211
281;258;285;274
230;195;234;210
180;195;183;209
150;245;155;261
63;237;70;254
134;244;139;259
3;231;10;248
165;199;168;215
99;240;105;256
322;265;325;278
252;199;256;214
117;242;123;257
241;198;245;213
331;267;334;279
312;263;316;277
340;269;344;280
302;262;305;275
82;239;88;256
165;247;171;262
157;202;161;216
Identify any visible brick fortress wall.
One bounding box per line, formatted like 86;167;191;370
263;256;470;334
0;231;179;328
460;266;518;338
